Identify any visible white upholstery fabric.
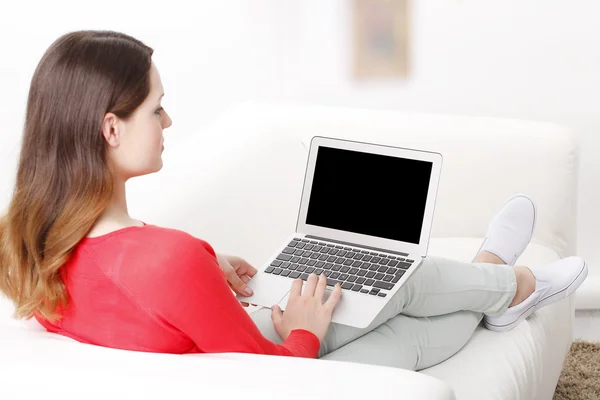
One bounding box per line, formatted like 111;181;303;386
0;321;453;399
573;275;600;310
0;102;581;399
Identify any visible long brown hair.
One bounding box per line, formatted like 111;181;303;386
0;31;154;321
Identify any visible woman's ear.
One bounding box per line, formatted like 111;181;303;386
101;113;122;148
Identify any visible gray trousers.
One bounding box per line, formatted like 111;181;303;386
251;256;517;370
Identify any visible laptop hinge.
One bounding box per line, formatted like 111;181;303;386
305;235;409;257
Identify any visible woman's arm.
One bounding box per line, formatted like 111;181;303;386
154;238;320;358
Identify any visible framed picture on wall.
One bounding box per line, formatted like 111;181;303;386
353;0;410;79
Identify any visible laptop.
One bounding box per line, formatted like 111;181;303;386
238;136;443;328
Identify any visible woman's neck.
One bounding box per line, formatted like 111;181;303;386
103;178;129;221
86;178;142;238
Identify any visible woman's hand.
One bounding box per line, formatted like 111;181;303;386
271;273;342;342
217;254;257;306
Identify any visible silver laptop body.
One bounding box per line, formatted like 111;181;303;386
238;136;443;328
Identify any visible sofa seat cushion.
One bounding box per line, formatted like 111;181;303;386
0;319;453;399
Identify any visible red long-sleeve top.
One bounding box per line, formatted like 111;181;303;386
36;224;320;358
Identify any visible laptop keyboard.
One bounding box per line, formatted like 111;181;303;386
264;238;415;297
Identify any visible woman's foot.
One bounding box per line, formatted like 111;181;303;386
474;250;537;307
473;194;536;266
473;250;536;308
473;250;505;265
484;256;588;332
471;194;538;330
472;195;538;307
508;266;536;307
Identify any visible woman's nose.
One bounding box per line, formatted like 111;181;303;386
163;111;172;129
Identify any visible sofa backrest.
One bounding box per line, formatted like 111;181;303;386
127;101;579;267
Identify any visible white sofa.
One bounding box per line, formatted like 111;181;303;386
0;102;581;399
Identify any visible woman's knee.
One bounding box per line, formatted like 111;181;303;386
412;311;483;370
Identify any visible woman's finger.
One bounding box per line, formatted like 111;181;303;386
314;273;328;300
271;305;283;325
238;259;258;278
245;264;258;278
324;283;342;313
225;266;253;296
303;273;318;297
289;278;303;301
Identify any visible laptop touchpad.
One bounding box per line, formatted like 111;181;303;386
237;273;291;308
277;288;335;311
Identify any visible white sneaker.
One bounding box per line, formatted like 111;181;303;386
484;256;588;332
474;194;536;266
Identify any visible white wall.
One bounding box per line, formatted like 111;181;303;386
2;0;600;265
0;0;284;208
276;0;600;266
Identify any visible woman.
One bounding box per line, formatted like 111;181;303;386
0;31;588;369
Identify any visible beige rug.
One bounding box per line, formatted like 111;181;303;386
554;340;600;400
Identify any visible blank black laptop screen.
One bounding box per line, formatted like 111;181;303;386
305;146;433;244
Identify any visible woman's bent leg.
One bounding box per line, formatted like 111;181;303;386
251;256;516;358
320;311;482;370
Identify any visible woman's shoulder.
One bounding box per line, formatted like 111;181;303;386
80;223;216;259
146;225;216;256
75;224;219;286
125;226;221;286
142;224;203;241
133;224;216;255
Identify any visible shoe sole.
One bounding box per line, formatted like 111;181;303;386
484;260;588;332
474;194;537;266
